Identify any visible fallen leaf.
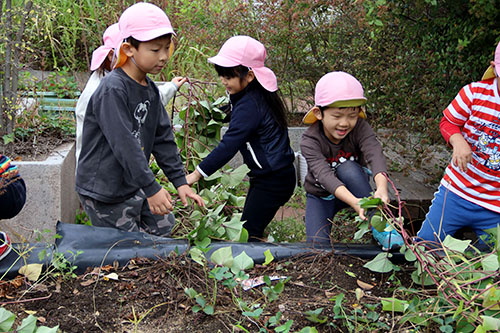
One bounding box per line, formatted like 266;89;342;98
325;291;336;298
355;288;364;301
19;264;42;282
104;273;119;281
100;264;113;272
10;277;23;288
80;278;97;287
24;310;37;315
357;279;375;290
73;288;79;295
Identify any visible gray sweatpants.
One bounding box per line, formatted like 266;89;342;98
78;189;175;237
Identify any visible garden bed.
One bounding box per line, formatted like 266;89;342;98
1;251;415;332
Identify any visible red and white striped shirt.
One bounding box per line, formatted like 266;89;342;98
441;78;500;213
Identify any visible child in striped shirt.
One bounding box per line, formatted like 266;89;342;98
417;41;500;248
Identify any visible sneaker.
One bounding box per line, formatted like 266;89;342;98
372;226;404;251
0;232;12;261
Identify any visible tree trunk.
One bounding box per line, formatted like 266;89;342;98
0;0;33;137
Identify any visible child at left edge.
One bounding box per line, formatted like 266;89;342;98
0;154;26;261
76;2;204;236
300;71;404;250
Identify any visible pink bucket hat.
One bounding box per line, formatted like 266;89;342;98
303;71;367;125
482;41;500;80
115;2;175;68
208;36;278;92
118;2;175;41
90;23;120;71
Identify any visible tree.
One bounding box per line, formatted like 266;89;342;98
0;0;33;138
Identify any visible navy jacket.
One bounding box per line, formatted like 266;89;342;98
198;81;294;177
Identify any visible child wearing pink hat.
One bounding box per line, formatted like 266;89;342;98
417;41;500;249
76;3;204;236
301;71;403;250
75;23;120;163
186;36;296;242
75;22;187;164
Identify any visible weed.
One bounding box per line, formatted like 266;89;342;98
0;307;58;332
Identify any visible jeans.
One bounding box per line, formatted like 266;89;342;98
417;185;500;247
305;160;372;244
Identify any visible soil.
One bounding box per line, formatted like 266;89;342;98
0;251;415;332
0;111;445;332
0;135;72;162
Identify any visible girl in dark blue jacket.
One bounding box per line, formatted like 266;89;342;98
187;36;296;241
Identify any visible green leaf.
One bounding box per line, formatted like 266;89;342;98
184;287;197;299
0;308;15;332
203;305;214;315
189;247;207;266
223;218;244;241
242;307;263;318
36;326;60;333
225;165;250;188
17;314;37;333
481;254;499;272
275;320;293;332
263;249;274;266
370;212;385;232
381;298;409;313
345;271;356;278
480;316;500;331
358;197;383;209
239;228;249;243
363;252;395;273
231;251;254;274
210;246;233;267
402;245;417;261
442;235;470;253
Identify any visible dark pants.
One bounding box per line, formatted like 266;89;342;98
305;161;372;244
0;177;27;219
241;165;296;241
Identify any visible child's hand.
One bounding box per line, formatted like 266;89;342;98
186;170;202;186
373;173;389;205
147;188;173;215
373;189;389;205
356;206;367;221
449;133;471;173
177;184;205;207
171;77;188;89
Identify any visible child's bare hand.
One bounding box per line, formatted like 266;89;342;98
171;77;188;89
373;189;389;205
186;170;201;186
450;134;471;173
147;188;173;215
177;184;205;207
356;206;367;221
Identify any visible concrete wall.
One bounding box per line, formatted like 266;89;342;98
1;142;79;242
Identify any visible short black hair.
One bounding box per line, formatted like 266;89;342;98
126;33;172;49
214;64;289;129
